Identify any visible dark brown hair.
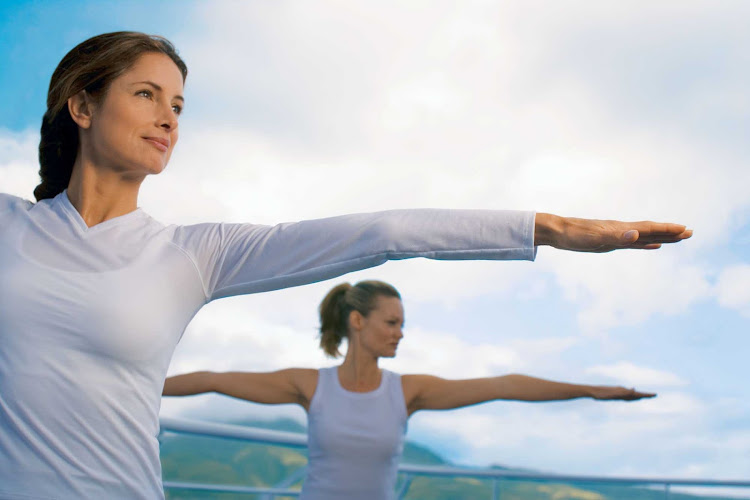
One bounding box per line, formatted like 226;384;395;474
34;31;188;202
318;280;401;358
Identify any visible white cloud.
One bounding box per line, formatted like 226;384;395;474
0;129;38;199
586;361;688;387
407;389;715;475
537;250;712;334
165;0;749;337
4;1;750;478
603;391;704;416
715;264;750;318
384;326;522;378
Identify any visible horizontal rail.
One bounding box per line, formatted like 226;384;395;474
397;464;750;488
160;416;307;447
163;480;300;496
160;417;750;497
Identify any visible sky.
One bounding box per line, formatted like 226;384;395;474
1;0;749;482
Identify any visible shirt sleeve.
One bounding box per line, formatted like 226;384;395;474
0;192;33;219
172;209;536;301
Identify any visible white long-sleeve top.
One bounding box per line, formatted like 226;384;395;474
0;190;535;499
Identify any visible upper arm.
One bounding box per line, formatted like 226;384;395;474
213;369;318;409
402;375;504;415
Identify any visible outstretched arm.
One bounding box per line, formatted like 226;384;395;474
535;213;692;252
177;210;692;302
402;373;654;415
163;369;318;409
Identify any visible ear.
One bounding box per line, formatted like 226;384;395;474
67;90;95;129
349;310;364;332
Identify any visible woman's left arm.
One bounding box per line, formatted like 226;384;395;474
175;210;691;302
402;373;654;415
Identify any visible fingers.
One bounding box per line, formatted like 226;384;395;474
597;386;656;400
612;223;692;251
627;390;656;400
621;222;693;243
620;387;656;400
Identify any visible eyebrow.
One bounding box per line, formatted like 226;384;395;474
132;80;184;102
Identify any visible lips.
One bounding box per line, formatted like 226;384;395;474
144;136;170;152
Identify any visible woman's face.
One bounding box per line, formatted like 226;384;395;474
357;296;404;359
81;52;184;178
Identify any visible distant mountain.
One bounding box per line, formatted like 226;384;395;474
160;418;735;500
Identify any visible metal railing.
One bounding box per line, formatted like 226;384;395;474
159;417;750;499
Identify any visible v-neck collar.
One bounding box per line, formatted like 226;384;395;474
56;190;146;235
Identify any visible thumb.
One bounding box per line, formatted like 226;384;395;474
622;230;639;243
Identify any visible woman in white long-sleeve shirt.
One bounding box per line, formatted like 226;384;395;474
0;31;690;499
163;280;655;500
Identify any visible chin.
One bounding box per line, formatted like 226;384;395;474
143;162;169;176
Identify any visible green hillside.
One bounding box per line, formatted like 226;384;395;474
161;419;739;500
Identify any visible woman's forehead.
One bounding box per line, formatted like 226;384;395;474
373;296;403;315
118;52;185;95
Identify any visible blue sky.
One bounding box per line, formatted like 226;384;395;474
1;0;749;480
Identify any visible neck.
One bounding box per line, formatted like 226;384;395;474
338;341;381;391
66;160;144;227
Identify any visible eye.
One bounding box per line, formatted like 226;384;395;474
136;89;153;99
171;104;183;115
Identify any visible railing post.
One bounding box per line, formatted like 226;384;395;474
396;474;413;499
259;466;307;500
665;483;670;500
492;478;501;500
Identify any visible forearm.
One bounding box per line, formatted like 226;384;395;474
162;371;215;396
496;374;595;401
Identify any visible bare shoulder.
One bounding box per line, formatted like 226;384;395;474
401;374;441;388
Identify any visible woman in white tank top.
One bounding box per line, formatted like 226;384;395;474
164;280;655;500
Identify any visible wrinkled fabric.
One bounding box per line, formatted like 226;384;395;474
0;190;534;499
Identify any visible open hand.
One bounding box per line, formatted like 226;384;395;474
590;385;656;401
535;214;693;253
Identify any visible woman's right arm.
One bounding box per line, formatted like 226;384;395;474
163;369;317;409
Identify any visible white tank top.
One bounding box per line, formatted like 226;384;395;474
302;367;408;500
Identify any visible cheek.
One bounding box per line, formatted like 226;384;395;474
168;130;179;155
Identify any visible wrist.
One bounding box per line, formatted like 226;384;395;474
584;385;601;399
534;213;565;247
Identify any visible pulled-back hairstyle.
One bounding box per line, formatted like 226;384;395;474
34;31;188;202
318;280;401;358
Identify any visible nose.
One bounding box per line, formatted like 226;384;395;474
158;103;178;132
